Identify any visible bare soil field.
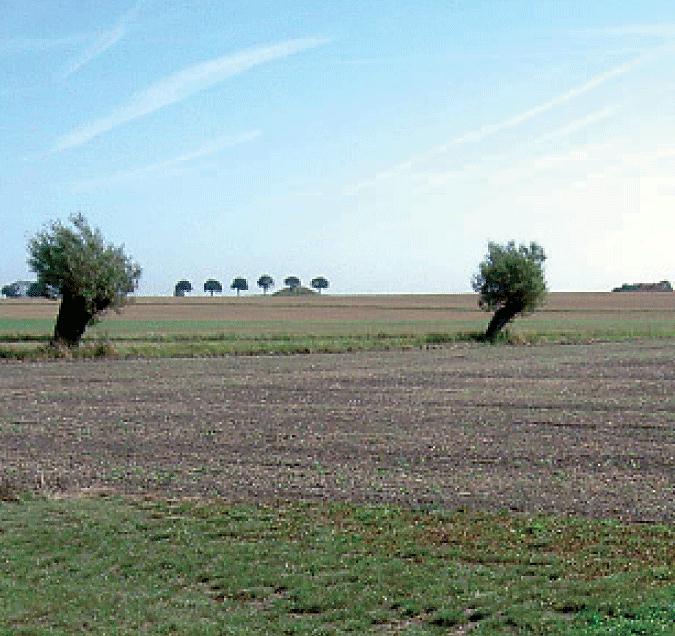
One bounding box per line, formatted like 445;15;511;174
2;340;672;522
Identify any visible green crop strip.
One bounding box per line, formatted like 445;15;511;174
0;497;672;635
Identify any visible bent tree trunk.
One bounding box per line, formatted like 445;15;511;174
52;293;94;347
485;302;523;341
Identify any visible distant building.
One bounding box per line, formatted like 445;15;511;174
15;281;33;296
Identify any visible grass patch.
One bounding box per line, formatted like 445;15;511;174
0;341;118;361
1;312;674;361
0;497;672;635
272;286;317;296
3;325;673;361
0;331;485;360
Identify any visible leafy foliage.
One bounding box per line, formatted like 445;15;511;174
27;214;141;345
257;274;274;294
284;276;301;290
174;280;192;297
203;279;223;296
231;277;248;296
310;276;329;293
1;280;54;298
27;281;58;298
472;241;547;312
28;214;140;311
612;281;673;292
1;282;21;298
472;241;547;339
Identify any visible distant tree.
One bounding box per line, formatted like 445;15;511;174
203;279;223;296
310;276;329;294
612;281;673;292
27;214;141;347
231;277;248;297
472;241;547;341
257;274;274;295
174;279;192;297
26;281;57;298
284;276;301;291
1;282;21;298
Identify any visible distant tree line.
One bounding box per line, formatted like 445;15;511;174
173;275;330;297
612;281;672;292
1;280;58;299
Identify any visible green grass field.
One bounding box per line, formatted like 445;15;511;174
1;497;672;635
1;315;674;360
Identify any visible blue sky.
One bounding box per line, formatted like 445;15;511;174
2;0;674;294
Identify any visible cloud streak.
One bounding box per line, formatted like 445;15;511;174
585;24;675;38
347;49;659;194
61;3;141;79
0;34;89;54
52;37;328;153
72;130;262;191
533;106;616;144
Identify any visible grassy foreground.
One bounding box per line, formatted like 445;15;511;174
1;497;672;635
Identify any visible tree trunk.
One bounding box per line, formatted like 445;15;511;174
52;293;93;347
485;303;522;341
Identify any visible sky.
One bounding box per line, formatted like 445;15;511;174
1;0;674;295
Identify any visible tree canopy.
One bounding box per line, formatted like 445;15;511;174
612;281;672;292
1;282;21;298
472;241;547;340
27;214;141;346
257;274;274;294
310;276;329;294
284;276;301;290
174;279;192;297
231;277;248;296
26;281;57;298
203;279;223;296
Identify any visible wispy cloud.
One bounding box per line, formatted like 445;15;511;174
347;49;661;194
72;130;261;191
0;34;89;54
586;24;675;38
52;37;328;153
533;107;616;145
61;2;141;79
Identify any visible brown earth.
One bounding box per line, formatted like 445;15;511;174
1;291;674;324
1;341;672;522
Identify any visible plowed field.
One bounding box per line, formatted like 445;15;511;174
2;340;672;522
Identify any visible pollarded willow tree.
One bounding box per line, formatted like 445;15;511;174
472;241;547;341
28;214;141;347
